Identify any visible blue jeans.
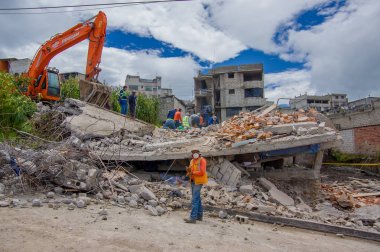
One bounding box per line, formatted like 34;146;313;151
190;183;203;220
119;99;128;115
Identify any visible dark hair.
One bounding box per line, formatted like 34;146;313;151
178;108;182;112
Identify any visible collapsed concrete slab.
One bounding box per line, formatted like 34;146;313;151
63;99;155;139
208;158;241;186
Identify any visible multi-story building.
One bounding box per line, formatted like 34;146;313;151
330;93;348;109
290;93;348;112
194;64;267;122
59;72;86;83
125;75;161;96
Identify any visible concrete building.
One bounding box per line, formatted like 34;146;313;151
158;95;187;122
348;97;380;111
160;88;173;97
329;98;380;156
59;72;86;83
290;93;348;112
0;58;31;75
194;64;267;122
330;93;348;109
125;75;161;97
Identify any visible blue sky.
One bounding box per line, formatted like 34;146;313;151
0;0;379;101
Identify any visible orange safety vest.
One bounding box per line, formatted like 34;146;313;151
190;157;208;185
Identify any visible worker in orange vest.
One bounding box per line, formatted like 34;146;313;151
184;149;208;223
173;108;183;128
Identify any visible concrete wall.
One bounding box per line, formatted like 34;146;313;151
329;101;380;130
337;129;355;154
8;59;31;75
158;96;186;122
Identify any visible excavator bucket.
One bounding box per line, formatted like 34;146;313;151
79;79;111;108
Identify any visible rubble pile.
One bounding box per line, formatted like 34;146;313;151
217;108;332;146
321;177;380;209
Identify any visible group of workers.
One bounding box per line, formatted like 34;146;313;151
163;108;219;129
118;85;137;118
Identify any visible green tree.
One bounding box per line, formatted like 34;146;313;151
0;72;36;139
60;77;80;100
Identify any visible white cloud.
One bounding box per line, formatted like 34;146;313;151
207;0;329;54
265;70;314;102
282;0;380;99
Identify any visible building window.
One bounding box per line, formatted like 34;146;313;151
341;96;345;99
228;72;234;78
335;96;339;99
129;85;139;90
145;86;153;91
226;107;242;117
243;72;262;81
244;88;263;98
153;87;157;91
141;85;144;89
229;89;235;94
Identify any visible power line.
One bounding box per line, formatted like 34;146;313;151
0;0;191;11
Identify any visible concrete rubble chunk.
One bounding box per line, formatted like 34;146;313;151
156;206;166;216
0;183;5;194
239;184;254;194
32;199;42;207
148;200;158;207
46;192;55;198
128;200;138;208
258;178;276;191
54;187;64;195
76;199;86;208
98;209;108;216
0;200;9;207
143;138;202;152
68;203;75;210
147;205;158;216
264;122;318;135
218;210;228;219
268;188;294;206
337;193;354;209
63;100;154;139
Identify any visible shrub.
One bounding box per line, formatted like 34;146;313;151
136;93;160;125
60;77;80;100
0;72;36;139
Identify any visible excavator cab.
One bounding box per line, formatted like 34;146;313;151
31;67;60;101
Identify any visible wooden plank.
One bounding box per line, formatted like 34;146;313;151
256;104;276;118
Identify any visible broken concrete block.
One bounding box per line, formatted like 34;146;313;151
147;205;158;216
218;210;228;219
264;122;318;135
54;187;64;195
148;200;158;207
0;183;5;194
268;188;294;206
128;200;138;208
0;201;9;207
144;138;202;151
156;206;166;216
68;203;75;210
76;199;86;208
296;127;308;136
46;192;55;199
258;177;276;191
239;185;254;194
32;199;42;207
140;187;157;201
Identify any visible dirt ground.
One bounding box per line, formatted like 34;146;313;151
0;204;379;252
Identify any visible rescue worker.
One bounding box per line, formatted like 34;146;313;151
208;115;219;125
119;86;128;115
167;108;177;120
184;149;208;223
183;112;191;129
173;108;183;128
190;113;201;128
128;91;137;119
163;118;176;129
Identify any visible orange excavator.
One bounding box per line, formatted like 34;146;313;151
25;11;107;102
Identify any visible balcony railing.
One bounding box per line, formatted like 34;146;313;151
195;89;213;96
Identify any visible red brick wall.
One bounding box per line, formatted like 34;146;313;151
354;125;380;155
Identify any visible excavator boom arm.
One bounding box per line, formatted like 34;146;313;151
26;11;107;99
